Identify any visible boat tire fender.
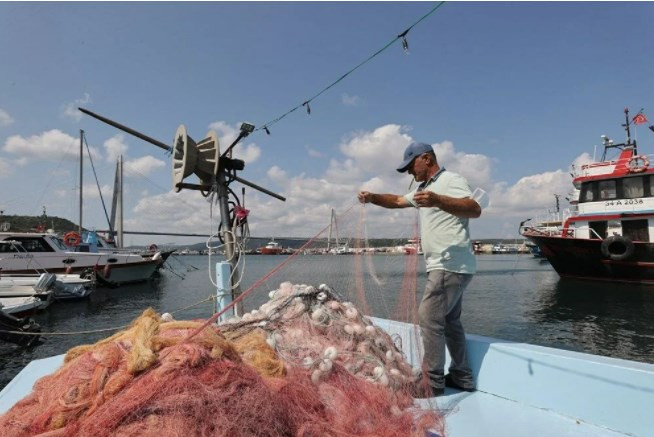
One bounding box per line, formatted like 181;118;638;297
601;235;635;261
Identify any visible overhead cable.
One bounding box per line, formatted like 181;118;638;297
255;1;446;134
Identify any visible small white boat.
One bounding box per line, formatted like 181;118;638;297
1;273;94;300
0;296;43;317
0;274;54;311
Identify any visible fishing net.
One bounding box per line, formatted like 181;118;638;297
0;205;444;436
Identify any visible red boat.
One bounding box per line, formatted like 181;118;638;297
259;240;283;255
521;108;654;283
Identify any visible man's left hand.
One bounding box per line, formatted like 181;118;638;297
413;191;439;207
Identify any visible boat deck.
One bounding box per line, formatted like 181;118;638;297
1;319;653;436
420;389;625;436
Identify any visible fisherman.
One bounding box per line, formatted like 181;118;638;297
357;141;481;397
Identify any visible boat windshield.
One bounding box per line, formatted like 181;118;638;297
50;237;69;251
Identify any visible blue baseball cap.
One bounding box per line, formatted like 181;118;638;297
396;142;433;173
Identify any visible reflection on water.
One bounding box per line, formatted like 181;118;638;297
528;279;654;361
1;254;653;390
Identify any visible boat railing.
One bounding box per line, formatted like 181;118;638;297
573;152;654;178
521;224;604;240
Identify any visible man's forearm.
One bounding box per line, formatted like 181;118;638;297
369;193;406;209
434;195;481;218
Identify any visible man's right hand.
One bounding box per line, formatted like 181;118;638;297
358;191;373;203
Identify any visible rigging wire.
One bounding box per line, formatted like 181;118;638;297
83;133;112;233
255;1;446;134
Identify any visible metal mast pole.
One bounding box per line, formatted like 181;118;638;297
118;155;124;248
625;108;633;148
217;168;242;316
79;130;84;235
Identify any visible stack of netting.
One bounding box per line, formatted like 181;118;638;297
0;283;442;437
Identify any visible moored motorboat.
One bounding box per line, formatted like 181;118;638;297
0;233;162;286
521;109;654;283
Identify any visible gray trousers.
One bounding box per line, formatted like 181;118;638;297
418;270;474;390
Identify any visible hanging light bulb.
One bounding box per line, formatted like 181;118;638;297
303;101;311;115
264;126;271;135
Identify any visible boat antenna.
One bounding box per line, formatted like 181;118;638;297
623;107;637;154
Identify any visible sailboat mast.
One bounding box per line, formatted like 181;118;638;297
79;129;84;235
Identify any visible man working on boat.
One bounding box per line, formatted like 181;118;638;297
358;141;481;397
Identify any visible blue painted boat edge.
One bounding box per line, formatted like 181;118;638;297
0;354;65;414
372;317;654;437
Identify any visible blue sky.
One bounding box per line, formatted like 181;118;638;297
1;2;653;245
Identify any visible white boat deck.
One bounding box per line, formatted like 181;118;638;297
1;318;653;436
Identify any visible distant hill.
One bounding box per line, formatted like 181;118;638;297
0;215;80;233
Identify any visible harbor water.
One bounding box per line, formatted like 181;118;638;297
2;253;654;390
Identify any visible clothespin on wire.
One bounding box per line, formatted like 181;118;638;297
398;29;410;54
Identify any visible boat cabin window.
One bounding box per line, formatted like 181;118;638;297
0;242;20;253
8;237;56;252
622;219;649;242
623;177;644;198
580;176;652;203
598;180;617;200
589;221;607;239
580;183;595;202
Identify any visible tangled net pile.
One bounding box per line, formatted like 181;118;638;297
0;282;442;437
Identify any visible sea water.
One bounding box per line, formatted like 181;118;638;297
1;254;653;390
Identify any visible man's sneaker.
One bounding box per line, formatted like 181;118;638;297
444;374;476;392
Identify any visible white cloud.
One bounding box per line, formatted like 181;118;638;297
432;141;494;191
0;109;14;127
82;183;113;199
329;123;412;183
3;129;102;161
104;134;129;163
61;93;92;122
572;152;594;171
208;121;261;164
341;93;362;106
124;155;166;176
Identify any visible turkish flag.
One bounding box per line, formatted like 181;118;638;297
633;113;649;125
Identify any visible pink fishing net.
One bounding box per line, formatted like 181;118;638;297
0;286;442;437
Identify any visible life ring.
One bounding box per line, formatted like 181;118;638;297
627;155;649;173
148;243;158;252
600;235;635;261
63;231;82;247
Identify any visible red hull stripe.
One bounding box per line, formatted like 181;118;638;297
568;212;654;222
